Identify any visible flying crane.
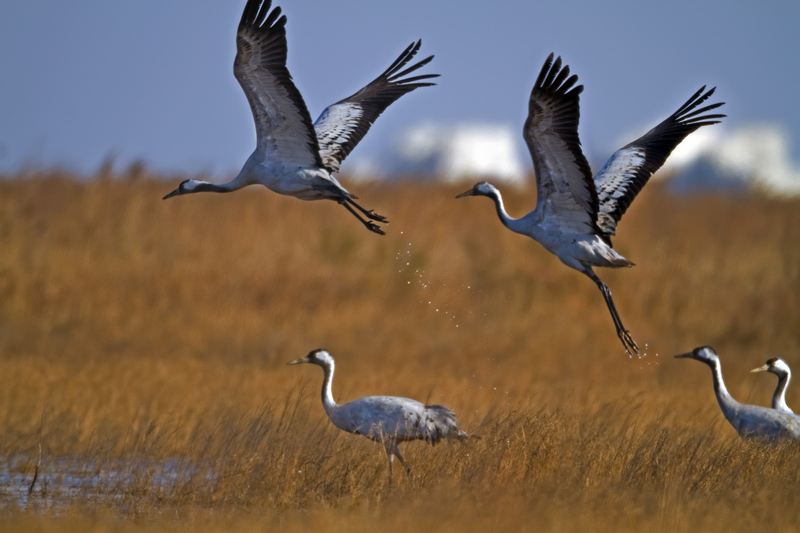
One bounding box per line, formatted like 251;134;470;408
457;54;724;354
163;0;438;235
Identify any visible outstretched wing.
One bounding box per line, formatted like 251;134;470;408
595;87;725;238
234;0;323;168
523;54;599;236
314;40;439;173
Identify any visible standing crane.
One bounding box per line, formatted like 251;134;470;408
287;349;471;482
163;0;439;235
457;53;724;354
751;358;794;414
675;346;800;440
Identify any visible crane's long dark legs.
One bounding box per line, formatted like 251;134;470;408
344;197;388;223
338;200;386;235
393;447;413;478
384;441;412;488
586;271;639;355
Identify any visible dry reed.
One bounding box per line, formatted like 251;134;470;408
0;170;799;532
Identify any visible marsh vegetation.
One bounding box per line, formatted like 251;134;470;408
1;171;799;531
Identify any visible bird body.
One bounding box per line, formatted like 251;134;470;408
676;347;800;440
481;188;633;270
328;396;463;445
288;349;470;480
751;357;794;414
163;0;438;235
221;154;353;201
458;53;724;354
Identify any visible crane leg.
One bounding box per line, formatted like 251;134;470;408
344;197;388;223
586;272;639;355
338;200;386;235
393;447;413;478
384;441;413;487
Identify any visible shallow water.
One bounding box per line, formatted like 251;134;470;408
0;455;210;514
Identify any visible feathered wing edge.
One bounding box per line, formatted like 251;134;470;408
235;0;323;166
314;40;439;173
595;86;725;238
524;54;601;236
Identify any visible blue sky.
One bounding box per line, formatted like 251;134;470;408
1;1;798;177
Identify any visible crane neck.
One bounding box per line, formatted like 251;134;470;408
200;170;251;193
182;179;238;194
320;361;339;418
773;371;792;413
486;190;526;234
706;357;738;418
188;164;255;194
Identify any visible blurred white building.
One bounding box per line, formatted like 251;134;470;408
347;122;526;184
394;122;526;184
666;124;800;196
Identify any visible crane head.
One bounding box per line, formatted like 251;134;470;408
162;179;209;200
287;348;334;367
674;346;718;365
456;181;497;199
751;357;790;377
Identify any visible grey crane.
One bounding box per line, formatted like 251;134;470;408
675;346;800;440
288;349;471;481
457;54;724;354
163;0;439;235
751;357;794;415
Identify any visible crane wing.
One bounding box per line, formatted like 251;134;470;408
523;54;599;236
314;41;439;173
595;86;725;238
234;0;323;168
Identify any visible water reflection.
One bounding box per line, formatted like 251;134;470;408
0;455;213;514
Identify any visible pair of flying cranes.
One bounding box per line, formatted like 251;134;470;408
162;0;796;481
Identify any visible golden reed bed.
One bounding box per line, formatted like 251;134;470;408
1;171;799;532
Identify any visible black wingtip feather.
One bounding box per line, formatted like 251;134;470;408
680;103;726;122
551;64;571;91
391;56;435;81
240;0;260;27
263;6;282;29
396;74;440;85
382;41;421;77
541;56;562;90
534;53;556;89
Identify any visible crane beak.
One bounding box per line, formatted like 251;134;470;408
162;188;182;200
287;356;309;366
750;364;769;373
673;352;693;359
455;189;476;199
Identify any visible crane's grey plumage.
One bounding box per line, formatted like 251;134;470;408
288;349;471;481
457;53;725;354
163;0;438;235
675;346;800;440
751;357;794;415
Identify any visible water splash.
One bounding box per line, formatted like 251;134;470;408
394;231;475;330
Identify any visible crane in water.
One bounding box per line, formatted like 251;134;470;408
288;349;472;482
751;358;794;415
457;53;724;354
163;0;438;235
675;346;800;440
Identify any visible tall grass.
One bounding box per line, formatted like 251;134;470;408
0;170;799;531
